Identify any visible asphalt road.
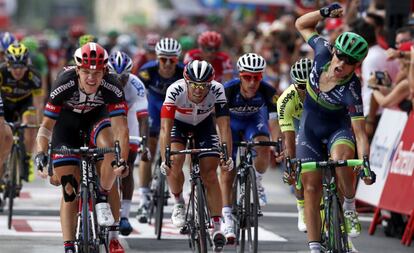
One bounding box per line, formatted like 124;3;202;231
0;168;412;253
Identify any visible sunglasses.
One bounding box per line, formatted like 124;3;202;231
202;46;218;53
240;73;263;82
187;81;211;90
334;49;358;65
158;57;178;64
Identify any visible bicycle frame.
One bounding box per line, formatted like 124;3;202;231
51;141;120;253
165;143;222;253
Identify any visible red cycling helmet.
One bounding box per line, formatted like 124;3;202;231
69;24;86;38
73;42;108;70
197;31;222;49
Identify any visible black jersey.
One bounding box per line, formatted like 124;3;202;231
44;66;127;120
0;64;42;103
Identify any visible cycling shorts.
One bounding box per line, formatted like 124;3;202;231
4;96;34;123
171;115;220;159
51;108;111;168
296;110;355;163
230;109;269;160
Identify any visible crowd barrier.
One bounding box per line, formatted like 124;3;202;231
356;109;414;246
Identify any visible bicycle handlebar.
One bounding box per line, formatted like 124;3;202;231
284;156;374;189
235;139;283;154
51;141;121;161
165;145;225;168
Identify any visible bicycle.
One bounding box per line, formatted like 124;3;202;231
286;156;374;253
165;139;225;253
232;139;282;253
148;150;170;240
50;139;121;253
1;122;38;229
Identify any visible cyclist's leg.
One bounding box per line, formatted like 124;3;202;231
120;149;137;233
196;118;225;248
220;122;238;241
137;99;160;215
0;119;12;179
22;107;37;181
328;129;360;238
247;113;271;206
296;124;325;251
166;119;187;227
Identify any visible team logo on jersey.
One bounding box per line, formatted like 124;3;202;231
139;70;150;81
167;85;184;101
50;80;76;99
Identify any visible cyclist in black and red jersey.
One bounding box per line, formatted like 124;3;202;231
35;42;129;253
0;42;43;182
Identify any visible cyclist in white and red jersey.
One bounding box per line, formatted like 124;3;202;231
159;60;233;252
184;31;233;83
35;42;129;253
108;51;150;236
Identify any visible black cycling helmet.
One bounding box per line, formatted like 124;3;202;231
184;60;215;83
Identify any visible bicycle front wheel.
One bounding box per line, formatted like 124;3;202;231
195;178;208;253
246;166;259;253
81;189;91;253
155;171;165;240
324;194;349;253
7;145;20;230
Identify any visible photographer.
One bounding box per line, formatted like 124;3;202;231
369;43;413;114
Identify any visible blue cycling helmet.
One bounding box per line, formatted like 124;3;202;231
0;32;16;52
108;51;133;75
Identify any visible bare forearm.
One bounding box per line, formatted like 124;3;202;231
283;131;296;158
216;116;232;155
269;119;282;141
113;120;129;161
295;10;323;33
159;119;172;161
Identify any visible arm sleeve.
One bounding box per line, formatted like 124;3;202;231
261;82;278;119
129;75;149;116
212;82;229;117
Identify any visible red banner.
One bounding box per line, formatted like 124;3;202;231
378;112;414;215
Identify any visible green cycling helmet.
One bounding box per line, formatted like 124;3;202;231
21;36;39;52
79;34;96;47
334;32;368;62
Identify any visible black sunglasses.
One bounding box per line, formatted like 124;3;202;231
334;49;359;65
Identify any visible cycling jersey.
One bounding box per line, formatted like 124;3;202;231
296;34;363;162
137;60;184;136
184;49;233;82
44;66;127;119
224;79;278;120
224;78;278;160
305;34;364;120
0;64;42;103
47;66;127;167
123;73;148;151
160;79;229;125
277;84;303;133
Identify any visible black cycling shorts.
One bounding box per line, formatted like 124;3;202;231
51;108;111;168
171;115;220;158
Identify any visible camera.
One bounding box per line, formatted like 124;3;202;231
374;71;390;87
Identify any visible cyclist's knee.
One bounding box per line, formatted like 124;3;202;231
61;175;79;202
201;167;219;186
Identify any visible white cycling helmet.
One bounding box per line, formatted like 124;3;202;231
290;58;313;89
237;53;266;73
155;37;181;57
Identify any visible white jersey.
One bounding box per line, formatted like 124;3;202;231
161;79;228;126
124;73;148;146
